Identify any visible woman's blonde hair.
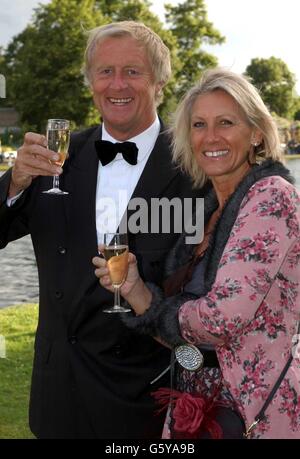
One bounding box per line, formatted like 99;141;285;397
171;67;284;187
82;21;171;106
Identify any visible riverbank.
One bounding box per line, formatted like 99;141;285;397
0;303;37;439
0;235;39;309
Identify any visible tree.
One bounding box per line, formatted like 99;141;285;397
0;47;8;102
165;0;225;98
294;109;300;121
2;0;225;129
245;57;296;119
3;0;104;131
292;96;300;121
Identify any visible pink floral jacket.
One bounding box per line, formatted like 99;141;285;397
179;176;300;438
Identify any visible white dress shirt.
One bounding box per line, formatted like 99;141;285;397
96;115;160;244
7;115;161;246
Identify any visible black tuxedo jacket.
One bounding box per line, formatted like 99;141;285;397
0;123;205;438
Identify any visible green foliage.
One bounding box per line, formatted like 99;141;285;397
4;0;299;130
96;0;155;22
3;0;104;131
292;96;300;120
245;57;297;119
165;0;225;98
294;110;300;121
0;129;23;148
0;304;38;439
0;47;5;82
1;0;224;129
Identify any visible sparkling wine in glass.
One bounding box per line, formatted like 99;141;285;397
103;232;131;313
43;119;70;195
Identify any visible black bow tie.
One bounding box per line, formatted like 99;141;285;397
95;139;138;166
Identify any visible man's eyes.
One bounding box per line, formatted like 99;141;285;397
98;68;112;75
97;68;141;76
126;69;141;76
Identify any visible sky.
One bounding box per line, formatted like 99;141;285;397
0;0;299;92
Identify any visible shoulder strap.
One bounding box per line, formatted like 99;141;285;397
245;321;300;438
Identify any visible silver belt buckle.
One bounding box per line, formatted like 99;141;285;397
175;344;204;371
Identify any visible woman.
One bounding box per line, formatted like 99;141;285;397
93;68;300;439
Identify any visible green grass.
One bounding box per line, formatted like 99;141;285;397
0;303;38;439
0;164;9;172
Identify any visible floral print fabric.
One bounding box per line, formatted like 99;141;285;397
177;176;300;439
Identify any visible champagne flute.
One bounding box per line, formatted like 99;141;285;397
43;119;70;195
103;232;131;313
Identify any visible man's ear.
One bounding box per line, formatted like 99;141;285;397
155;81;164;97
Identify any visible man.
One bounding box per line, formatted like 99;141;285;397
0;22;205;438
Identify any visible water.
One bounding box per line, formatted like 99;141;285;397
288;158;300;189
0;172;39;309
0;160;299;309
0;235;39;308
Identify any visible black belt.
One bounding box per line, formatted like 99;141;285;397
201;349;220;368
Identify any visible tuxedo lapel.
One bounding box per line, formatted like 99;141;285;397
63;126;101;260
130;124;177;202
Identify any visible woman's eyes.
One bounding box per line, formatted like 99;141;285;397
192;119;234;128
193;121;205;128
220;119;233;126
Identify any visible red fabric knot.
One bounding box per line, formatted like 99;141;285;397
173;392;206;435
152;387;230;439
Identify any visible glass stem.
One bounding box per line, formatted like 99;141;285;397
114;287;121;307
53;175;60;189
